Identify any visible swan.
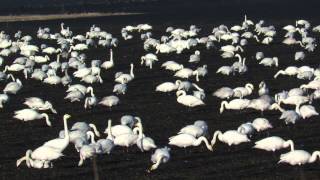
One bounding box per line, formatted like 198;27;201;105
155;80;180;92
216;66;234;76
259;57;278;67
256;52;264;60
237;123;255;136
261;37;273;44
4;64;25;72
168;133;212;151
274;66;299;78
219;99;250;113
300;80;320;90
176;90;205;107
161;61;183;71
31;69;47;81
97;120;114;154
247;98;274;114
295;51;305;61
14;109;51;126
101;49;114;70
279;150;320;165
17;152;52;168
211;130;250;147
254;136;294;152
73;67;91;79
278;95;310;107
24;97;57;113
178;122;206;138
67;84;90;94
30;55;50;64
78;141;97;166
99;95;119;108
115;63;134;84
280;110;301;124
121;115;140;128
43;74;61;85
0;93;9;108
189;50;200;63
193;65;207;81
42;47;61;54
136;121;157;152
113;83;127;94
213;87;234;99
71;122;100;137
113;131;138;149
17;147;63;167
3;78;22;94
252;118;273;131
81;74;103;84
233;83;254;98
258;81;269;96
69;44;88;52
64;89;85;102
295;104;319;119
148;146;171;172
220;45;243;53
174;68;194;79
42;114;71;151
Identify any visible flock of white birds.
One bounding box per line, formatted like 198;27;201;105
0;15;320;172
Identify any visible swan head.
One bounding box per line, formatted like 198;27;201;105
258;81;265;89
176;90;186;97
63;114;71;121
195;50;200;55
245;83;254;90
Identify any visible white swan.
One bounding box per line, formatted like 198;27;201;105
14;109;51;126
216;66;234;76
161;61;183;71
101;49;114;70
174;68;194;79
252;118;273;132
24;97;57;113
211;130;250;147
300;80;320;90
274;66;299;78
136;121;157;152
99;95;119;108
3;78;22;94
178;123;205;138
296;104;319;119
213;87;234;99
279;150;320;165
97;119;114;154
71;122;100;137
168;133;212;151
259;57;278;67
115;63;134;84
278;95;310;107
42;114;71;151
219;99;250;113
155;80;180;92
0;93;9;108
254;136;294;152
176;90;204;107
233;83;254;98
148;146;170;172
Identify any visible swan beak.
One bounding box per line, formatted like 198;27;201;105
51;108;57;114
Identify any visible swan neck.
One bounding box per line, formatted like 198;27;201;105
309;151;320;163
63;115;69;141
211;131;222;146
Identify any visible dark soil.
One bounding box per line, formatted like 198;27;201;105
0;11;320;180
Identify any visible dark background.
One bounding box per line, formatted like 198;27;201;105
0;1;320;180
0;0;319;17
